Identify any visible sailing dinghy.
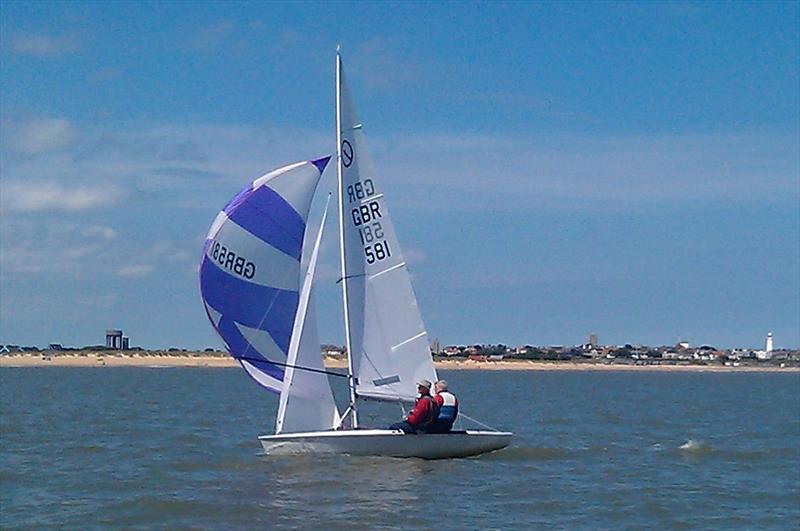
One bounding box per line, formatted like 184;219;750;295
198;52;511;459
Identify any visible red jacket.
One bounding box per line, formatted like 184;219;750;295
406;393;437;427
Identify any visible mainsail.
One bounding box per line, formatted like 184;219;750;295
337;55;438;403
199;157;330;394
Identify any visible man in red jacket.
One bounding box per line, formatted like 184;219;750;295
389;379;438;434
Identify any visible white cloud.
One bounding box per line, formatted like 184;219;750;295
109;241;194;279
353;37;422;89
0;244;49;273
1;120;795;290
403;247;427;265
3;119;796;217
13;33;80;56
0;213;193;283
8;118;76;156
0;220;87;274
1;180;125;213
82;226;118;240
149;240;193;263
191;21;235;51
89;67;123;82
271;30;304;53
64;244;104;260
116;264;156;277
90;293;119;310
375;131;800;211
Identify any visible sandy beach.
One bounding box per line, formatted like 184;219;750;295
0;352;797;372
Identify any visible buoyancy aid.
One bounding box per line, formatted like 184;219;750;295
408;395;438;428
420;395;439;427
436;391;459;423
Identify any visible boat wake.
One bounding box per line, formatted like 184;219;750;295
678;439;710;453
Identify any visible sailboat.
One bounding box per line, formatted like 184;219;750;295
198;51;512;459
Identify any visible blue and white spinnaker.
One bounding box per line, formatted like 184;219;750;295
199;157;330;393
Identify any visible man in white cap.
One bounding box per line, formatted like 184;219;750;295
388;379;439;434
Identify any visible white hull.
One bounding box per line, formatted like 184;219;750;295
259;429;512;459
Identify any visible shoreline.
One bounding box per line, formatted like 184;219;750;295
0;352;797;372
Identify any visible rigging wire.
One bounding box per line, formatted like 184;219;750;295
335;273;366;284
457;411;499;431
237;355;348;378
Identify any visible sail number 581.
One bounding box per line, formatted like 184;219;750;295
359;222;391;264
364;241;391;264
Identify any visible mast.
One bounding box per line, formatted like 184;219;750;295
336;47;359;428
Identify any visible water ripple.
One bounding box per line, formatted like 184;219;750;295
1;367;797;530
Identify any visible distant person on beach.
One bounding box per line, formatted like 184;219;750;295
430;379;459;433
389;379;438;433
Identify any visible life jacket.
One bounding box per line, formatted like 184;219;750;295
421;395;438;427
410;394;438;428
436;391;458;423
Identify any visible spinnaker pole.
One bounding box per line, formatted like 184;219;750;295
336;47;359;428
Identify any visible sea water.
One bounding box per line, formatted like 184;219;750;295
1;368;798;529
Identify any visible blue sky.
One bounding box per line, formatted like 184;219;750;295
1;1;798;350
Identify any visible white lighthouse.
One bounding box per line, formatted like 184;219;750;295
766;332;774;353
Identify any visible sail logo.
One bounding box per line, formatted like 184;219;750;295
341;140;354;167
209;240;256;280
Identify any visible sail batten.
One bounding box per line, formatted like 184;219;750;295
369;262;406;280
392;332;428;351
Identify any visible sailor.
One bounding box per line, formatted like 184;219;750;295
430;379;459;433
389;379;438;434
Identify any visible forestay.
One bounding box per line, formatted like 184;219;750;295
199;158;329;393
337;57;437;402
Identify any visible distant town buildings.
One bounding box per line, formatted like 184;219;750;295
305;334;800;367
0;331;796;368
410;332;799;368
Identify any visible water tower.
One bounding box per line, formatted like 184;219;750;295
106;330;129;350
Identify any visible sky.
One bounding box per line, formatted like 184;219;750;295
1;1;798;350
